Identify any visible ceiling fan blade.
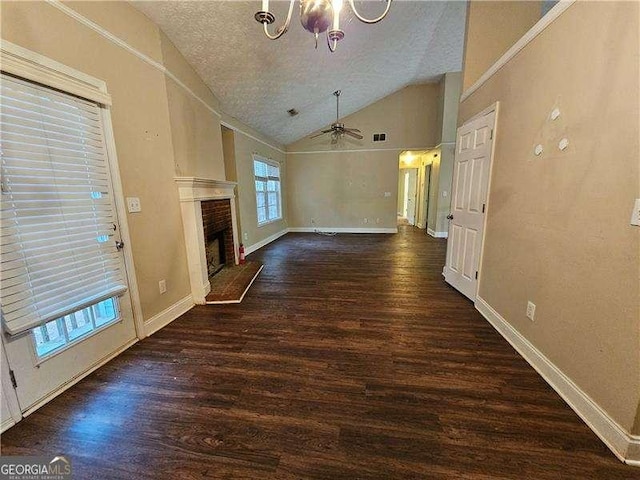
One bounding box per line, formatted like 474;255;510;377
344;130;364;140
309;129;333;139
343;127;362;133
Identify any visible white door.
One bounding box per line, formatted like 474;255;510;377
403;168;418;225
1;74;137;415
444;109;496;300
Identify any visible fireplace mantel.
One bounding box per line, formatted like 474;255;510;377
175;177;238;202
174;177;239;304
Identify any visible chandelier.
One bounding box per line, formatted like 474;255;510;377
255;0;392;52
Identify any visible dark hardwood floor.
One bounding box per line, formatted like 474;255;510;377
2;227;637;479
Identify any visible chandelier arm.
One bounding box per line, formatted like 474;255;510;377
348;0;392;24
262;0;296;40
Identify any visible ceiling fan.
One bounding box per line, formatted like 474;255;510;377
310;90;363;143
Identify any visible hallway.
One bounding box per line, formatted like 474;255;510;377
1;228;634;479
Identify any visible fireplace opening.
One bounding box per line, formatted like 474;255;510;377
201;198;236;279
206;231;226;278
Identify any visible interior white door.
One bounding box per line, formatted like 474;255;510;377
444;110;496;300
405;168;418;225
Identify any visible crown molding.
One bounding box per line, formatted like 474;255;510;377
45;0;222;118
460;0;576;103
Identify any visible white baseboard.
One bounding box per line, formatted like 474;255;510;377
1;418;16;433
245;229;288;255
143;294;194;337
427;228;448;238
475;296;640;465
288;227;397;234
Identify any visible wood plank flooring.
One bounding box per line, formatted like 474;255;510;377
2;227;637;479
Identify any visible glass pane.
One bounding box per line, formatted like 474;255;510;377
267;164;279;178
93;297;117;327
257;206;267;223
268;205;278;220
268;192;278;208
33;319;66;357
254;160;267;177
267;180;278;192
255;180;266;192
256;192;266;208
65;310;94;341
31;297;119;358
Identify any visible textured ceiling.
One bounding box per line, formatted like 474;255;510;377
132;1;467;145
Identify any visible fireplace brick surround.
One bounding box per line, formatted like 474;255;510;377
175;177;239;304
202;199;235;275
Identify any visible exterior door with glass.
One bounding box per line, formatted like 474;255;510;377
0;74;137;415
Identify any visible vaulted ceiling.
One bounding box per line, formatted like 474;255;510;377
133;1;467;145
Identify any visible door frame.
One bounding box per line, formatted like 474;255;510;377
446;102;500;300
1;341;22;432
0;42;145;421
473;102;500;299
423;163;432;232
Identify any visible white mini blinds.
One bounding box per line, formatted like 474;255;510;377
0;74;127;336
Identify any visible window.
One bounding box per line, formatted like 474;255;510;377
254;157;282;225
32;298;119;358
0;74;128;341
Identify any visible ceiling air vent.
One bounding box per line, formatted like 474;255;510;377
373;133;387;142
287;108;299;117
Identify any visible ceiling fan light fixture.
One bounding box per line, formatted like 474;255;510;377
255;0;392;52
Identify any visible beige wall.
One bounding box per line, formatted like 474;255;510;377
0;1;227;322
432;72;462;235
459;2;639;431
287;151;398;229
289;84;441;152
439;72;462;144
160;33;225;179
462;1;541;92
222;117;288;248
286;84;441;230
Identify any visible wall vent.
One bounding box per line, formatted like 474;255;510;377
373;133;386;142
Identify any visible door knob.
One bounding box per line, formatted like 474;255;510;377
447;214;454;220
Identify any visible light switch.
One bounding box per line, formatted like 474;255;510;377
126;197;141;213
384;192;391;197
631;199;640;226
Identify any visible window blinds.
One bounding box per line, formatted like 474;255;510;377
0;74;127;336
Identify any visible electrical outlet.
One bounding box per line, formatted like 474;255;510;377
311;218;315;225
526;301;536;321
243;232;248;240
363;218;368;224
376;218;380;224
126;197;141;213
384;191;391;197
159;279;167;294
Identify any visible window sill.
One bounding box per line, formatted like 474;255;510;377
257;217;283;228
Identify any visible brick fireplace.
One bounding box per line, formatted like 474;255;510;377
175;177;239;304
202;199;235;278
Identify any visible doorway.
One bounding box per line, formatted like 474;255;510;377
400;168;418;225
